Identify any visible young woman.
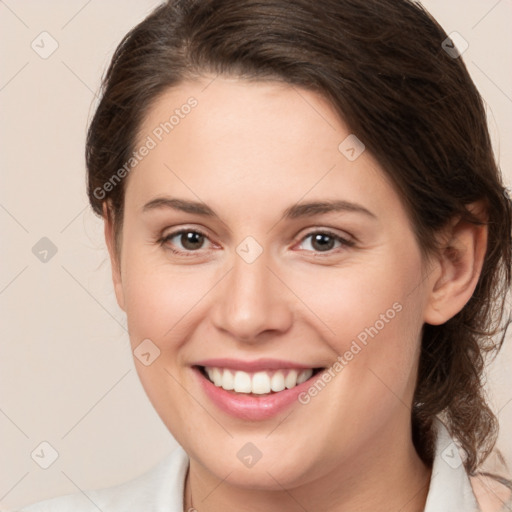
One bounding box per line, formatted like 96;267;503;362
21;0;512;510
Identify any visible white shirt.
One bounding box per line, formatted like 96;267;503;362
19;418;481;511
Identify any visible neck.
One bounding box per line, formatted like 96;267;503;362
184;420;431;512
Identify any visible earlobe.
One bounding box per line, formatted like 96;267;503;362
102;201;126;312
423;204;488;326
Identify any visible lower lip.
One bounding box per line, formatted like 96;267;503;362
194;367;318;421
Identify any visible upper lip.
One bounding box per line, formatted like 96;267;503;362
194;358;322;372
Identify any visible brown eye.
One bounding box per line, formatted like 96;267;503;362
298;230;354;254
177;231;205;250
310;233;336;251
160;229;211;254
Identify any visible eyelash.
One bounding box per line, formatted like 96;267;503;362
157;228;355;258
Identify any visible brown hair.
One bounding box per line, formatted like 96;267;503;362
86;0;512;474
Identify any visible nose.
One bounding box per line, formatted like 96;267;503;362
210;249;294;343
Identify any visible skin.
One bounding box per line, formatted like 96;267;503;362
103;76;487;512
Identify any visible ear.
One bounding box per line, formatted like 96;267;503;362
423;202;488;325
102;201;126;312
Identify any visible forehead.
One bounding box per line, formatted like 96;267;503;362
136;76;345;167
124;77;403;225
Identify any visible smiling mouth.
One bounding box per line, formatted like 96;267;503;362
196;365;324;395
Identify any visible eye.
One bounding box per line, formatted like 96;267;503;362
158;228;213;256
296;230;354;254
157;228;354;257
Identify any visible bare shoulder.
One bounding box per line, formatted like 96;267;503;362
470;472;512;512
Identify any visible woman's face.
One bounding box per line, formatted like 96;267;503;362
109;77;435;488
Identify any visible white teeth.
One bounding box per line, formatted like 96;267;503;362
212;368;223;387
204;367;314;394
252;372;271;394
297;369;312;385
222;369;234;390
285;369;298;389
233;371;252;393
270;371;286;392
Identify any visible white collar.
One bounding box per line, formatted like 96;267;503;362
424;417;480;511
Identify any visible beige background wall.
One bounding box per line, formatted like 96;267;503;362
1;1;511;509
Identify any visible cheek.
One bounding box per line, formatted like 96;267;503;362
121;247;212;347
119;253;210;430
295;248;424;350
295;244;426;410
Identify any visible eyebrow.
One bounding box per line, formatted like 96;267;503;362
142;196;377;220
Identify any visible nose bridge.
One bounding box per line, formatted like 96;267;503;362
211;244;293;341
